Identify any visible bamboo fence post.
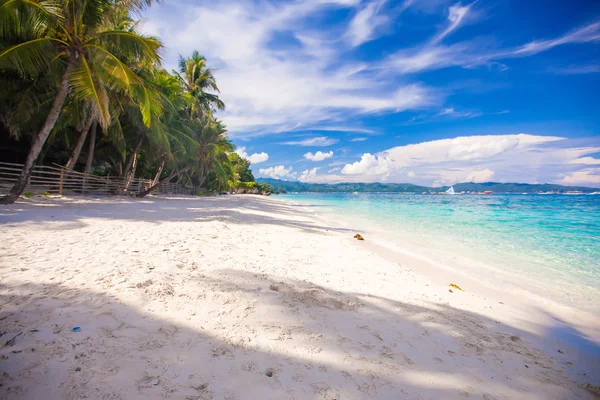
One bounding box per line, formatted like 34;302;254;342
59;169;64;195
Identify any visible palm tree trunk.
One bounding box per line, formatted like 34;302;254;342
66;114;94;170
126;150;140;191
152;157;166;186
84;121;97;174
36;139;50;166
0;60;75;204
122;134;143;179
136;166;190;198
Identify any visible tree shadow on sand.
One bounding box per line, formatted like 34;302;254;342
0;196;348;235
1;268;596;399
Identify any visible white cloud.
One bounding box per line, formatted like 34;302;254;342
140;1;600;140
258;165;296;180
248;152;269;164
347;0;388;47
304;151;334;161
299;167;320;182
351;137;368;142
570;157;600;165
327;134;600;187
385;18;600;75
140;0;435;137
559;169;600;186
430;2;475;45
466;168;495;183
513;22;600;56
235;147;269;164
341;153;393;177
282;136;339;146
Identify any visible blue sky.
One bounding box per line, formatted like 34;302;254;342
141;0;600;187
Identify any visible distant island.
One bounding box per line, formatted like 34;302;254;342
257;178;598;194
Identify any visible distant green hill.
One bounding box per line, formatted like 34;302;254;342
257;178;598;193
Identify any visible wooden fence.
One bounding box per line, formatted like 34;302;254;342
0;162;198;197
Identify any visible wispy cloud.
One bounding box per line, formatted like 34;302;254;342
142;0;435;137
141;2;600;138
547;64;600;75
385;20;600;75
346;0;389;47
437;107;482;118
282;136;339;146
351;137;368;142
430;1;476;45
302;126;376;134
513;21;600;56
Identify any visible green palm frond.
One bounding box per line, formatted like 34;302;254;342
91;30;162;64
105;117;127;161
0;0;68;41
68;56;110;127
0;38;63;77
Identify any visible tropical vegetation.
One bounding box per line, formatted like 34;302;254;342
0;0;267;204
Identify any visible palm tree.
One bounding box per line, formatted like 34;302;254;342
134;70;200;197
174;51;225;120
0;0;162;204
193;120;233;188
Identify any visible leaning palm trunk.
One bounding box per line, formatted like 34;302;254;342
136;166;190;198
118;135;143;193
152;157;166;186
126;151;140;191
84;122;97;174
0;61;75;204
66;115;94;170
122;135;144;179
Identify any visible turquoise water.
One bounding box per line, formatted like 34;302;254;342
285;193;600;310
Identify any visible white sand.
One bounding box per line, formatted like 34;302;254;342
0;195;598;399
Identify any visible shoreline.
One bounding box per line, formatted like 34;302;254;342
1;195;598;399
275;194;600;380
276;194;600;313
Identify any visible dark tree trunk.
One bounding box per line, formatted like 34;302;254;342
0;60;76;204
84;121;97;174
66;114;94;170
126;149;140;190
152;157;166;186
36;139;50;166
121;134;143;179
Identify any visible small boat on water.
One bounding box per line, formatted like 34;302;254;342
353;191;358;194
445;186;455;195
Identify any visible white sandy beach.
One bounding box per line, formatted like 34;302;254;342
0;195;598;399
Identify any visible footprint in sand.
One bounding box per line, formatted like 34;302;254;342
343;347;363;364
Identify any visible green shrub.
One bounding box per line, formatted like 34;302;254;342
230;181;257;190
43;191;51;197
257;183;273;193
23;191;33;199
